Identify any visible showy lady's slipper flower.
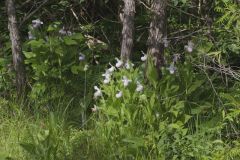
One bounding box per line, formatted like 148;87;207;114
107;64;115;73
102;71;111;84
32;19;43;28
136;81;143;92
103;73;111;84
102;72;111;79
125;61;134;70
103;78;111;84
59;27;72;36
173;54;181;63
59;28;67;35
115;58;123;68
94;86;102;99
79;53;85;61
141;51;147;61
84;64;89;71
122;76;132;87
91;105;98;112
167;64;177;74
184;41;194;53
116;91;123;98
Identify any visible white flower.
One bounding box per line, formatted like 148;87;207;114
91;105;98;112
116;91;123;98
28;31;35;40
102;69;112;84
103;77;111;84
184;41;194;53
107;64;115;73
136;81;143;92
173;54;181;63
115;58;123;68
125;61;134;69
59;28;67;35
156;112;160;118
167;64;177;74
32;19;43;28
84;64;89;71
79;53;85;61
125;62;131;69
67;31;72;36
59;27;72;36
102;72;111;79
94;86;102;99
141;51;147;61
122;76;132;87
163;37;169;48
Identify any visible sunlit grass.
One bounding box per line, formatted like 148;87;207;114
0;105;29;159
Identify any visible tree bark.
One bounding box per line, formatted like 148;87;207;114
147;0;167;76
6;0;26;96
120;0;135;63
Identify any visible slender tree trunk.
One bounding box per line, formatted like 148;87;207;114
6;0;26;96
147;0;167;76
120;0;135;63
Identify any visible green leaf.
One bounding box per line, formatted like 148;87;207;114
23;51;36;59
197;40;213;54
181;0;187;4
190;103;211;115
63;37;78;45
220;93;240;106
27;39;45;48
187;80;204;95
71;65;82;74
71;33;85;41
169;123;181;129
104;107;119;118
184;115;192;123
150;93;156;108
47;25;56;32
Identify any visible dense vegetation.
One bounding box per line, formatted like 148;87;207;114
0;0;240;159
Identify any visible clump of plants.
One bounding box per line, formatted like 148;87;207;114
69;44;233;159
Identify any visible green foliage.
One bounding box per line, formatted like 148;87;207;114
74;55;228;159
1;0;240;159
22;22;108;109
214;1;240;64
20;112;71;160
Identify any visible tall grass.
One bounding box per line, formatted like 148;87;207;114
0;99;30;159
0;98;74;160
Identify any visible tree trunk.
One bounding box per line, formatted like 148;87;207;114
6;0;26;96
147;0;167;76
120;0;135;63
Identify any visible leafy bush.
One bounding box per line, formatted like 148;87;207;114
23;22;108;105
70;51;229;159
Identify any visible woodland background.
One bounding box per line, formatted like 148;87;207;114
1;0;240;159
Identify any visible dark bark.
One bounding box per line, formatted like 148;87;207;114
120;0;135;63
6;0;26;96
147;0;167;76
